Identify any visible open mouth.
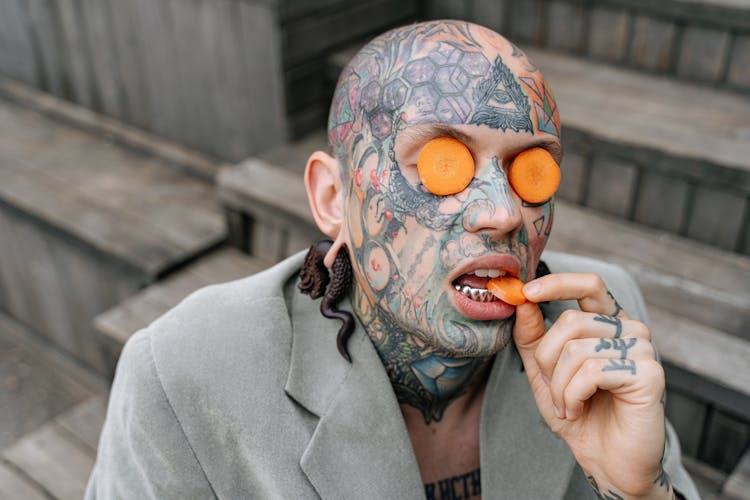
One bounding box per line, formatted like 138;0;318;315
452;268;507;303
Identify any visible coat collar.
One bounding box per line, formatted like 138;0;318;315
284;265;577;499
285;283;424;499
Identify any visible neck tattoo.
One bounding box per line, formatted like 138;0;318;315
353;286;493;424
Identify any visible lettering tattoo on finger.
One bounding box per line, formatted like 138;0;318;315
595;338;637;360
602;359;637;375
606;290;623;317
593;314;623;339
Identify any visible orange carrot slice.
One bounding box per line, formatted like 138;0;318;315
417;137;475;196
487;276;527;305
508;147;561;204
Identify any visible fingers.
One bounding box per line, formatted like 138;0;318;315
563;358;665;421
546;336;656;419
529;308;655;420
534;310;651;382
523;273;629;320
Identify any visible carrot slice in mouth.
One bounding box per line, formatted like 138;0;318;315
487;276;527;305
417;136;475;196
508;147;561;204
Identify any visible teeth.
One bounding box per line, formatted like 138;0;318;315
455;284;499;302
467;268;506;278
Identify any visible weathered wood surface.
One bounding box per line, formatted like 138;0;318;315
528;49;750;177
0;77;221;181
0;0;287;162
0;398;104;500
55;395;108;454
548;201;750;340
95;247;269;350
0;316;97;451
0;98;225;276
0;461;48;500
0;95;227;371
724;448;750;499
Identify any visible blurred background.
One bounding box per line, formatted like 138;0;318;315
0;0;748;498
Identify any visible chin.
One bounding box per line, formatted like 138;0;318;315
419;315;516;359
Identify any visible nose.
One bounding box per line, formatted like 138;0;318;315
461;157;523;236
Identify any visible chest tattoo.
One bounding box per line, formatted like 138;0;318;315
424;468;481;499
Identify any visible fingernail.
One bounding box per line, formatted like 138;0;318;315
552;404;562;419
525;281;541;297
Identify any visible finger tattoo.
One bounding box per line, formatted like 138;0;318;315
594;314;623;338
595;338;637;359
606;290;623;317
602;359;637;375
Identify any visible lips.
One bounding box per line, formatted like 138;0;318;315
447;255;523;321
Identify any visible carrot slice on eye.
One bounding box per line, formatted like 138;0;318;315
487;276;527;305
417;137;475;196
508;147;561;204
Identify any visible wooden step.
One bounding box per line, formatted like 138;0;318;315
1;394;107;500
0;94;226;373
94;247;269;354
424;0;750;92
547;202;750;341
724;449;750;499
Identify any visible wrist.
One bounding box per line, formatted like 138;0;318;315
585;469;675;500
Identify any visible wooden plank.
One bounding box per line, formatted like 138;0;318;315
0;99;225;275
211;0;253;161
94;248;270;348
283;0;419;66
94;296;168;347
80;0;123;119
547;201;750;340
57;0;95;107
0;0;38;85
167;0;208;151
129;0;183;141
55;395;108;453
0;461;48;500
107;0;150;128
723;448;750;499
26;0;66;97
0;317;95;450
3;422;95;500
0;155;181;275
237;1;288;157
527;48;750;177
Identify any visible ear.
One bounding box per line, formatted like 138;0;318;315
305;151;348;266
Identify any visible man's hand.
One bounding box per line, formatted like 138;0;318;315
514;273;675;499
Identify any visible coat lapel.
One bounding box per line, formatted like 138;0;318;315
284;287;423;500
480;308;577;499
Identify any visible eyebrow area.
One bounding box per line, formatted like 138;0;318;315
399;123;563;163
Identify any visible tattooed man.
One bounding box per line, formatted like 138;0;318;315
86;21;699;500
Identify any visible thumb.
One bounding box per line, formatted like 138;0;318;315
513;302;546;384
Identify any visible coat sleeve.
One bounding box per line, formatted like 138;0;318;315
85;329;216;499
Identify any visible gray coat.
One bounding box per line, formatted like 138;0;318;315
86;251;700;499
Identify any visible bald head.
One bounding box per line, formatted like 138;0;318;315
327;20;559;166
